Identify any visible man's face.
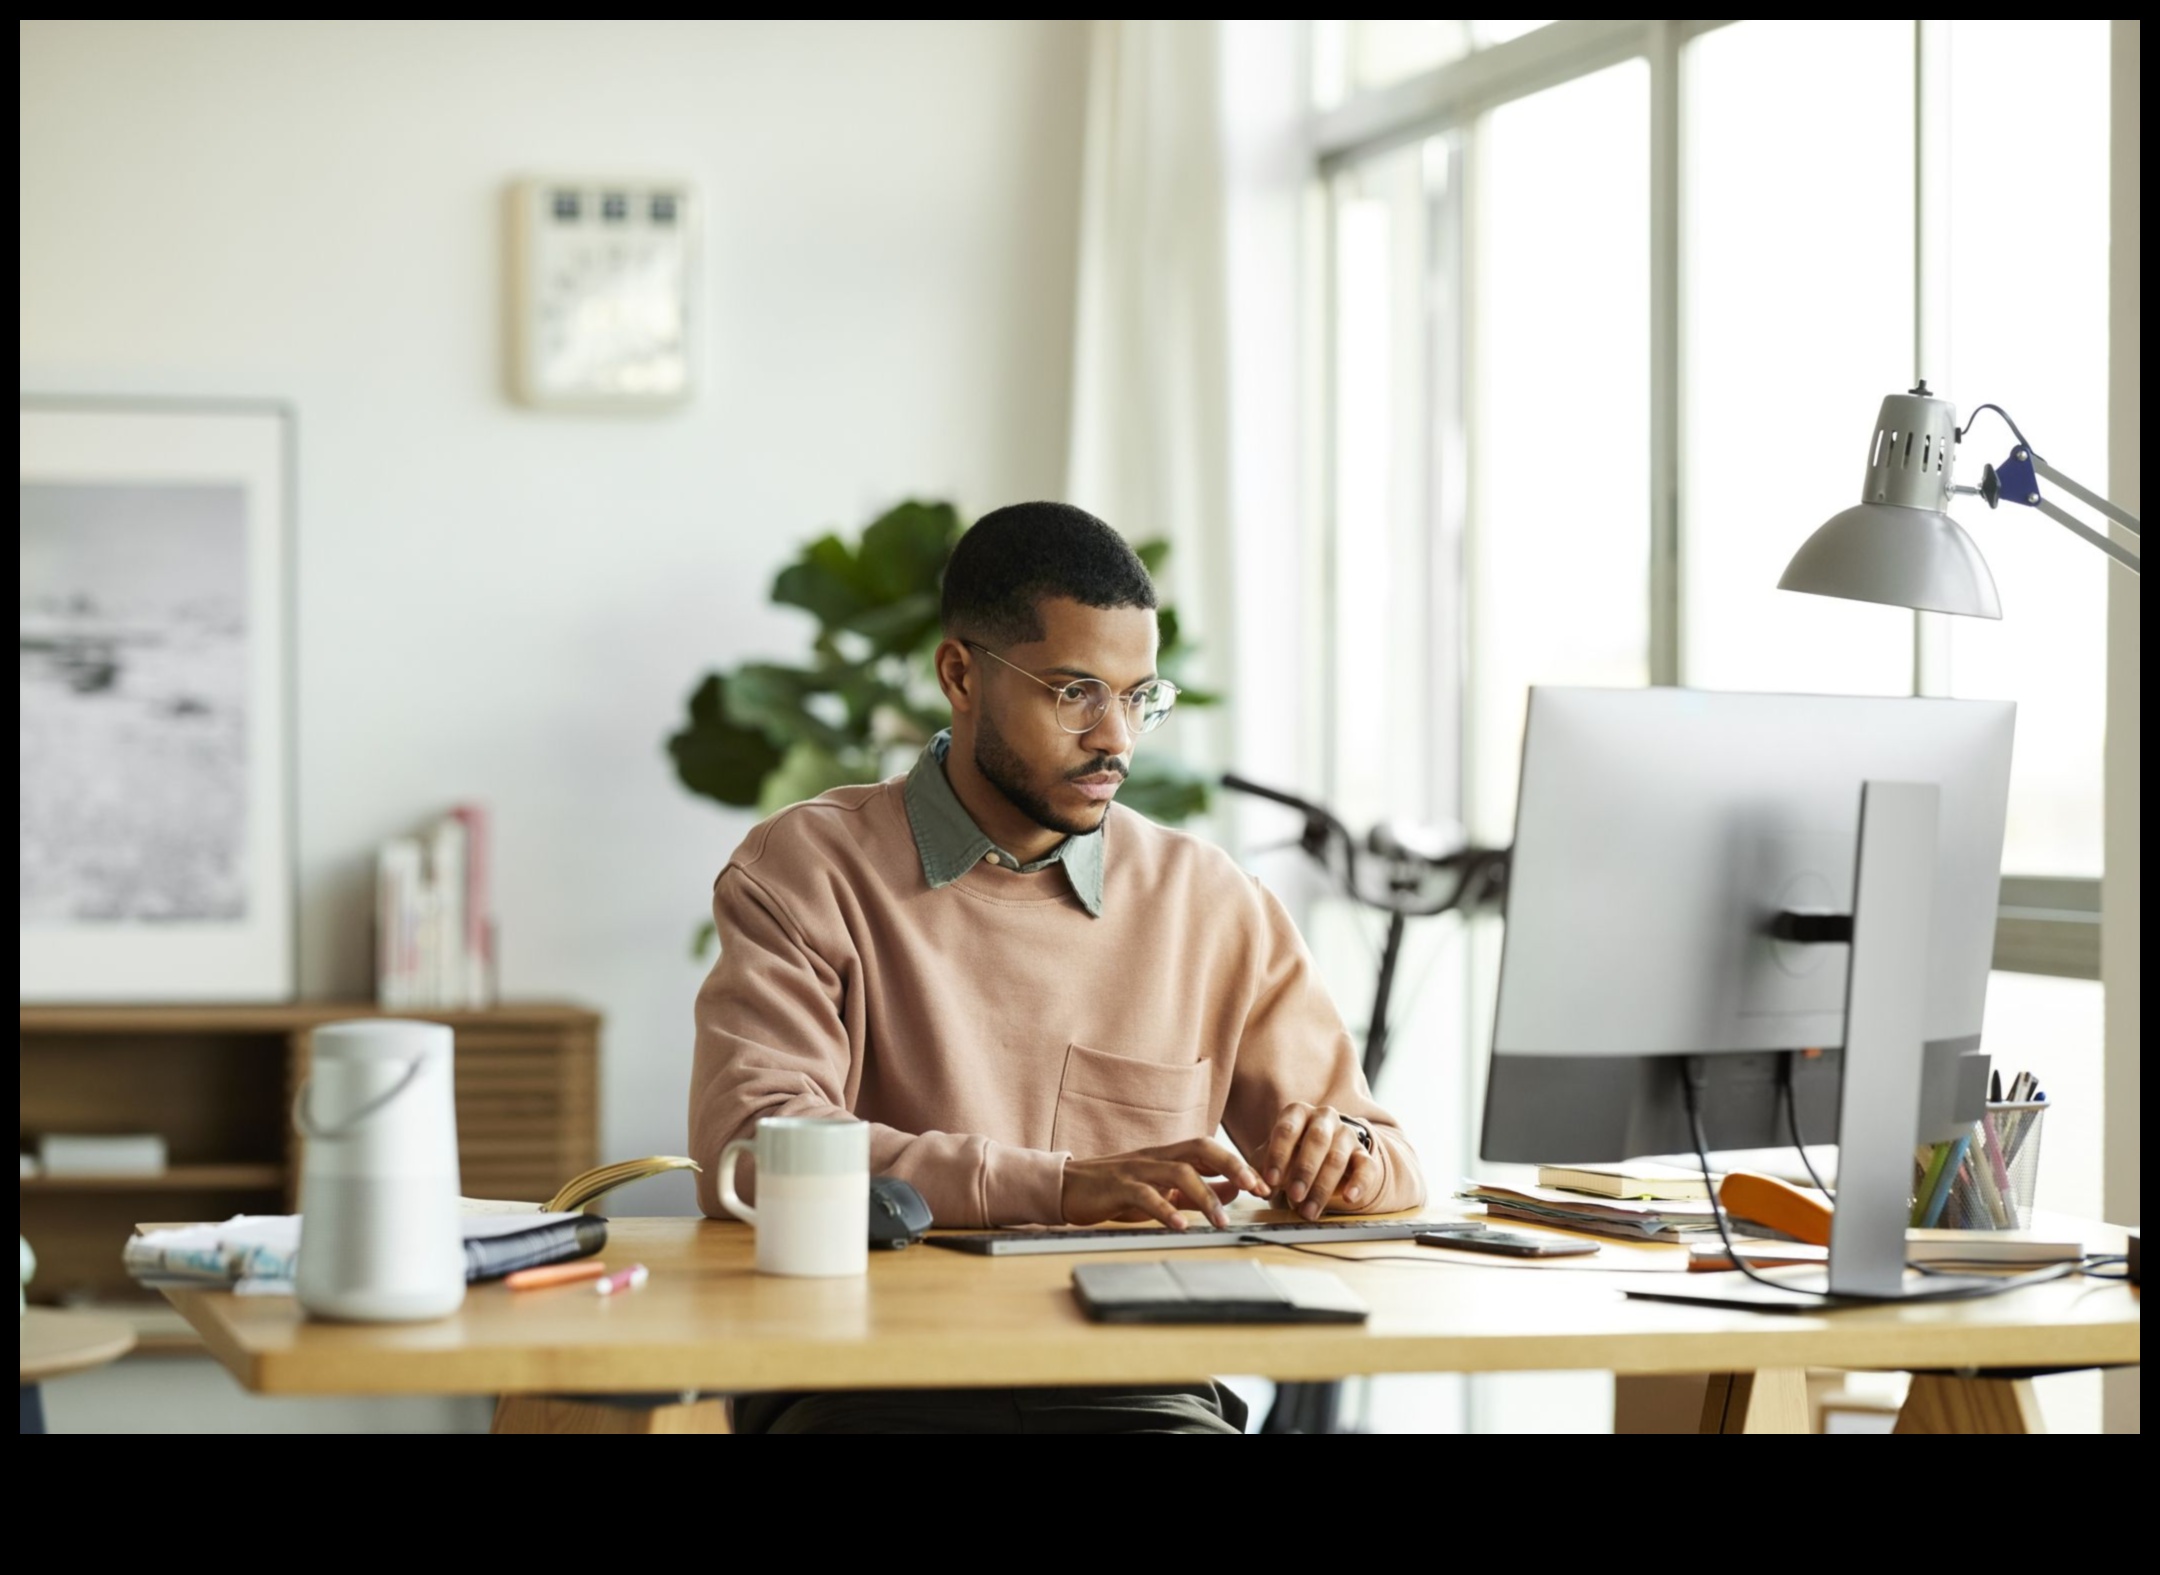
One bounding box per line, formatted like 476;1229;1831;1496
970;597;1160;838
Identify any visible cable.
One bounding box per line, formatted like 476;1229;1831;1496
1954;401;2035;455
1681;1059;1813;1294
1234;1234;1661;1272
1780;1051;1832;1196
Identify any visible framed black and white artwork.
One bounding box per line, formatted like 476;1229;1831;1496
19;398;295;1001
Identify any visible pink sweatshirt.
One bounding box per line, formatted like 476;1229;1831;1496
689;777;1426;1226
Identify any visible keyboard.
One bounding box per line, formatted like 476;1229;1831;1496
923;1219;1481;1257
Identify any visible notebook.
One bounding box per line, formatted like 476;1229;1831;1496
1536;1161;1712;1201
1458;1181;1718;1240
1071;1260;1370;1324
460;1154;702;1215
1687;1229;2086;1273
125;1210;607;1291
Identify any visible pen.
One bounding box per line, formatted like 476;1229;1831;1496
596;1263;648;1296
1990;1068;2002;1104
504;1259;607;1291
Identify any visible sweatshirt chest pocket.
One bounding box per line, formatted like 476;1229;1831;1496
1049;1042;1213;1160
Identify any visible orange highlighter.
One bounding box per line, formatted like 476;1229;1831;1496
504;1259;608;1291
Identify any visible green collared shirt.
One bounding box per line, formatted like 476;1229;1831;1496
904;731;1105;917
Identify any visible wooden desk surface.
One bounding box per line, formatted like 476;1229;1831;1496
162;1213;2139;1398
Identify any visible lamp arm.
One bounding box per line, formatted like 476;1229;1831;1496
1971;432;2140;576
2032;455;2139;538
2033;496;2141;574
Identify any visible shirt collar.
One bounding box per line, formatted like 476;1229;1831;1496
903;731;1105;918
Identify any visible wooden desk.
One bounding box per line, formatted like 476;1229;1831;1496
159;1213;2138;1434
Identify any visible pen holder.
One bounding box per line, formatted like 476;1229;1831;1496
1913;1101;2045;1231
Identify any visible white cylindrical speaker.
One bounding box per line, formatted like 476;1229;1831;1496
293;1019;465;1322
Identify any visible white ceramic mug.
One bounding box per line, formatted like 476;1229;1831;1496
717;1117;870;1278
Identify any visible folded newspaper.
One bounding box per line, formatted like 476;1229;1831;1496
125;1211;605;1294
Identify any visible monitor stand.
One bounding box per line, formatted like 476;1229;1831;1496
1629;782;1995;1312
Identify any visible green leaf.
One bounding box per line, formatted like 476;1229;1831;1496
690;918;717;959
685;672;727;726
857;500;961;603
725;664;859;754
1156;605;1185;656
842;590;942;656
1117;761;1212;824
773;534;872;628
668;700;786;808
1134;538;1171;576
756;740;877;815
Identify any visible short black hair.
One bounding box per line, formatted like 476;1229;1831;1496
940;501;1158;645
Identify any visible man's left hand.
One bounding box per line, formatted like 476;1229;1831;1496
1261;1102;1379;1219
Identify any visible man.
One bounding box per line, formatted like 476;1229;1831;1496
691;501;1424;1433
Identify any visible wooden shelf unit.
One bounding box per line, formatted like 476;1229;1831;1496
19;1003;600;1314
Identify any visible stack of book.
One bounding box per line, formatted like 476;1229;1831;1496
376;805;495;1010
1459;1178;1720;1241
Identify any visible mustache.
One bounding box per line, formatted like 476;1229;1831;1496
1065;756;1129;781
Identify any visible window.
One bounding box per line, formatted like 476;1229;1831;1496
1682;21;1915;698
1943;20;2110;877
1305;17;2121;1434
1313;20;1554;108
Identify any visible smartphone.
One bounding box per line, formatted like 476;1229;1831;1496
1415;1229;1599;1258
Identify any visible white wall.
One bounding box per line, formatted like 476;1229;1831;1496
20;20;1089;1217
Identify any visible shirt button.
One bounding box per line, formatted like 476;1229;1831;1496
983;852;1001;867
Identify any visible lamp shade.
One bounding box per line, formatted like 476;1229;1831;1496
1778;388;2003;619
1779;501;2002;618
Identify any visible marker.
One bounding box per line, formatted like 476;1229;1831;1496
595;1263;649;1296
504;1259;607;1291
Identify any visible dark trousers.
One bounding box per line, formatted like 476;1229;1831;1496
733;1382;1248;1435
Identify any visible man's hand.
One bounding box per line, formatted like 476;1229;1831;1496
1061;1139;1266;1231
1262;1103;1379;1219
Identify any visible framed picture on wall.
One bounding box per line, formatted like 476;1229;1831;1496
19;397;296;1002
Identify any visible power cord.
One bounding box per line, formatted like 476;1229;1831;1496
1780;1051;1832;1196
1682;1057;1818;1294
1236;1234;1662;1272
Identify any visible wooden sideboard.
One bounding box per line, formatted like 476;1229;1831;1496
19;1003;599;1342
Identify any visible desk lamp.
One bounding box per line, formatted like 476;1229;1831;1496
1779;384;2140;615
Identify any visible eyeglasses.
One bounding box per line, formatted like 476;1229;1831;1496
962;640;1180;735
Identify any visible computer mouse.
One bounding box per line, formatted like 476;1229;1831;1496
869;1174;934;1248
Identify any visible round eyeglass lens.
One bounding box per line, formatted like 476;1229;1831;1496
1055;680;1112;733
1132;681;1178;733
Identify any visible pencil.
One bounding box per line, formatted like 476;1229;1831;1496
1919;1136;1969;1229
1912;1142;1951;1227
504;1259;608;1290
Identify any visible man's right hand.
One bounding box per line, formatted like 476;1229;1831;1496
1060;1139;1266;1230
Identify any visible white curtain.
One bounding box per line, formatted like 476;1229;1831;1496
1064;20;1310;856
1065;19;1235;775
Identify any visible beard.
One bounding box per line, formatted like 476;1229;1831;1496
974;710;1111;839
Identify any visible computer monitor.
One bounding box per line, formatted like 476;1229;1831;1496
1480;687;2014;1301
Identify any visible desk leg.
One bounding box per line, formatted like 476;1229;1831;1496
1699;1369;1810;1433
1892;1375;2043;1434
492;1393;731;1434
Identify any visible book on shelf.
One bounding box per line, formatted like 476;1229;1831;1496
376;803;496;1010
1535;1161;1712;1201
38;1133;168;1177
